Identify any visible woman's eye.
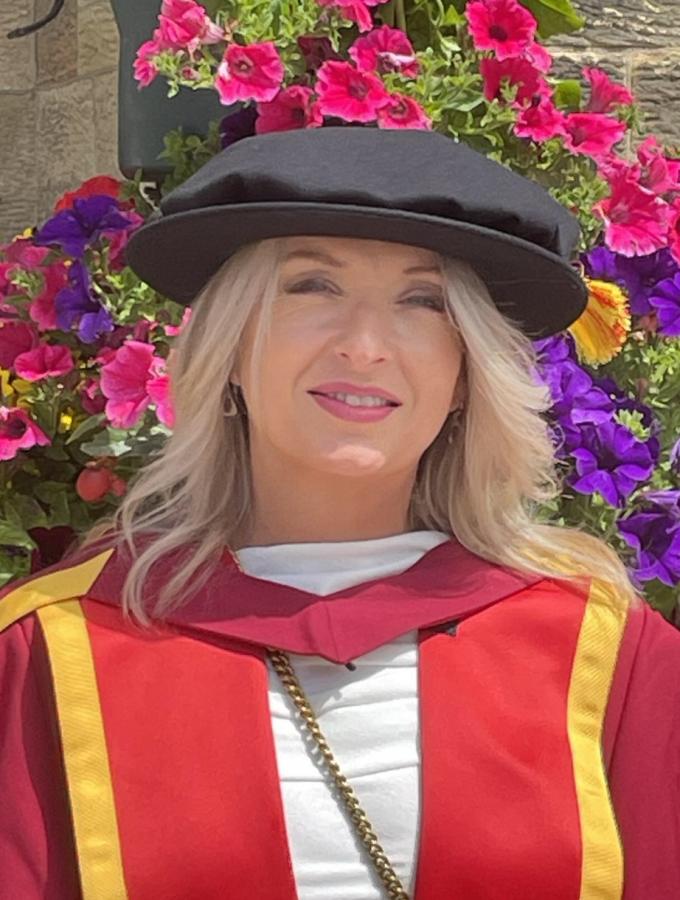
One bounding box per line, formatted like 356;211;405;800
404;295;446;312
288;278;334;293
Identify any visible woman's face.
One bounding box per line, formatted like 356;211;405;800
233;236;465;479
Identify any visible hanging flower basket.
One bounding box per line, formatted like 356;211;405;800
110;0;230;181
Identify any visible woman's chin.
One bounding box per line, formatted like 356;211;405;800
312;440;391;475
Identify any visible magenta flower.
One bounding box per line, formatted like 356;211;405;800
514;96;566;142
595;168;673;256
256;85;323;133
1;236;50;270
524;41;552;73
0;407;51;461
582;67;634;114
99;340;157;429
315;60;390;123
636;136;680;196
348;25;420;78
134;35;162;88
479;56;549;108
215;42;285;105
146;356;175;429
13;343;75;382
561;112;627;162
376;93;432;129
157;0;224;55
466;0;537;61
164;307;192;337
0;320;36;368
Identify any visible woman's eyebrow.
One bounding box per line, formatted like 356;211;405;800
283;249;440;275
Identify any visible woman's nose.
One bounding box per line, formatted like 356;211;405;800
333;305;392;366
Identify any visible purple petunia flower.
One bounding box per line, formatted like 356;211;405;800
568;421;655;507
55;259;115;343
648;272;680;337
594;375;662;466
582;245;678;316
33;195;131;258
618;490;680;586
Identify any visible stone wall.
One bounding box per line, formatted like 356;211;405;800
0;0;120;244
0;1;678;243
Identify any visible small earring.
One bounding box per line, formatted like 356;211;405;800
223;382;239;417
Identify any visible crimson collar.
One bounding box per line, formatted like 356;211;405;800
86;537;544;664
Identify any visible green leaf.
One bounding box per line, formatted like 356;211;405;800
5;495;48;531
519;0;585;38
32;482;71;528
553;79;582;110
65;413;106;446
0;520;38;551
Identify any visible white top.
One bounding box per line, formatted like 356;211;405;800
235;530;451;900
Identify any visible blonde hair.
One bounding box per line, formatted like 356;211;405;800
71;236;639;624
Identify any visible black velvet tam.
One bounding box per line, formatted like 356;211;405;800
124;125;588;338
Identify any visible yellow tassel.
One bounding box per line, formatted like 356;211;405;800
568;278;631;366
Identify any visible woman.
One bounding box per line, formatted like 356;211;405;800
1;126;678;900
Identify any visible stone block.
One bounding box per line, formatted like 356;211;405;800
92;69;123;178
0;91;38;243
549;0;680;51
35;79;96;224
0;1;37;90
548;50;628;88
78;0;119;76
35;0;78;85
632;53;680;148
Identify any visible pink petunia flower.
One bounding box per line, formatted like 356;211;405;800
0;321;37;369
146;356;175;429
466;0;537;61
164;306;192;337
0;407;51;461
561;112;627;162
99;340;156;429
348;25;420;77
215;42;285;105
134;35;162;87
315;60;390;122
13;343;75;382
157;0;224;55
256;85;324;133
582;67;633;114
376;93;432;129
28;263;68;332
513;96;566;142
594;168;672;256
480;56;550;108
523;41;552;73
636;136;680;197
2;237;50;269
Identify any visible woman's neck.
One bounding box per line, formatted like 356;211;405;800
233;456;417;549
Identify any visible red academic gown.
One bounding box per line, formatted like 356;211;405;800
0;536;679;900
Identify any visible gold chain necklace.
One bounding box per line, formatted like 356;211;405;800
267;647;410;900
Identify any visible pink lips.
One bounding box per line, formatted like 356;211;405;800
308;381;402;423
